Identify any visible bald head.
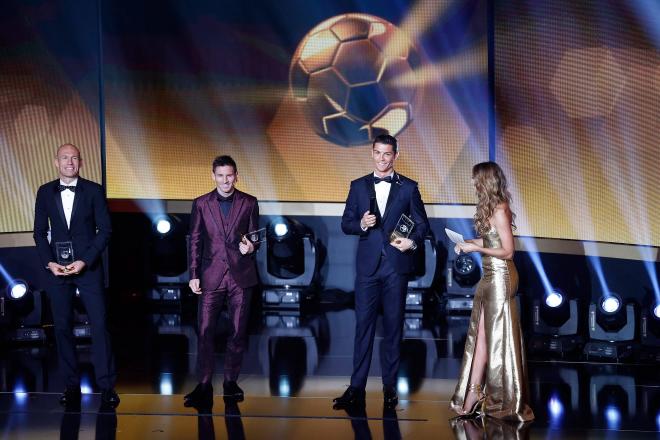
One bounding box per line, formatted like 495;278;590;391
54;143;82;183
56;143;81;158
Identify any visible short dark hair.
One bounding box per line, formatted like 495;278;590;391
372;134;398;153
212;155;237;173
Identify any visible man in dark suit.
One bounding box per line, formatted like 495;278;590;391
184;155;259;407
33;143;118;409
334;134;429;409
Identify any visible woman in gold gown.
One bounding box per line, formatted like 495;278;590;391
449;162;534;422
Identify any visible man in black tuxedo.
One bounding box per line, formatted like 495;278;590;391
334;134;429;409
33;143;119;409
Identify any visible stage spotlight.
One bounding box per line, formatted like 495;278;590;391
150;215;190;301
584;292;635;360
444;253;481;312
406;237;438;311
601;296;620;314
640;298;660;358
8;280;28;300
1;280;46;343
257;217;318;309
545;289;563;308
530;288;580;355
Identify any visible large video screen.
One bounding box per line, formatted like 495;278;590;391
102;0;489;204
0;1;102;233
495;0;659;246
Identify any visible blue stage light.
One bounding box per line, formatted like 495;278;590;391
547;394;564;425
601;296;621;314
155;218;172;235
7;280;28;300
545;289;564;308
653;303;660;320
159;374;173;395
397;377;409;395
604;405;621;429
274;222;288;238
278;376;290;396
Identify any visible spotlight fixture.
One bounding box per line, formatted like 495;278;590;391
406;237;438;311
257;217;318;309
530;288;580;356
444;253;481;312
8;280;28;300
150;215;190;301
1;280;46;342
584;292;635;360
640;298;660;359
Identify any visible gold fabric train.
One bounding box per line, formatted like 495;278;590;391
450;227;535;422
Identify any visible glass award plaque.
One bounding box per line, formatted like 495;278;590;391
243;227;267;244
55;241;74;266
390;213;414;242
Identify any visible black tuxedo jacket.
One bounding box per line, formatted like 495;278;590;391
33;177;112;286
341;172;430;276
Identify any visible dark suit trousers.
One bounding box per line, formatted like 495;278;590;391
47;280;116;389
197;271;252;383
350;254;408;389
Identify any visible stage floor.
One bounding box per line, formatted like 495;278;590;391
1;298;659;439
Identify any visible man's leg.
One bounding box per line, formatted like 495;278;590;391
379;262;408;389
350;272;382;390
76;281;116;390
46;283;79;388
224;275;251;383
197;288;226;384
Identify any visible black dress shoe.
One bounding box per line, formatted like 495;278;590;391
223;381;244;402
59;387;81;408
184;382;213;407
101;389;120;409
333;386;366;409
383;386;398;409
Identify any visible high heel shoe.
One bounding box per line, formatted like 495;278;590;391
453;383;486;419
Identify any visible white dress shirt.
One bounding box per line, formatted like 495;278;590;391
374;171;393;217
59;178;78;228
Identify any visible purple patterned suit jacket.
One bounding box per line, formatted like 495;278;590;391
189;189;260;290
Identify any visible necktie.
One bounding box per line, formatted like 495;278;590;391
374;175;393;184
59;185;76;192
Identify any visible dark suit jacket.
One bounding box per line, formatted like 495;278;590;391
342;172;429;276
189;189;259;291
33;177;112;286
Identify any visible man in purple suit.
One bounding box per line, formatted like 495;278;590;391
184;155;259;407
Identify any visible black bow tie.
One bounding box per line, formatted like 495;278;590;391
59;185;76;193
374;175;393;184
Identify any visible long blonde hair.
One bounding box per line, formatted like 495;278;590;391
472;162;516;236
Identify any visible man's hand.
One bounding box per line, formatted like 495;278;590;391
64;260;86;275
47;262;68;276
189;278;202;295
360;210;377;229
390;237;414;252
239;236;255;255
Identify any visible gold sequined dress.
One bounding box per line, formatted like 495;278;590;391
450;227;534;421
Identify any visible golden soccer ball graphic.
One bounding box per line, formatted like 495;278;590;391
289;14;421;146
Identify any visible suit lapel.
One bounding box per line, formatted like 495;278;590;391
362;174;378;215
69;179;83;230
205;193;227;236
382;173;401;222
226;191;245;235
53;182;68;230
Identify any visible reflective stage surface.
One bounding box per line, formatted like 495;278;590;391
1;299;659;439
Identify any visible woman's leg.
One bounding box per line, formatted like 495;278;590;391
463;307;487;412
